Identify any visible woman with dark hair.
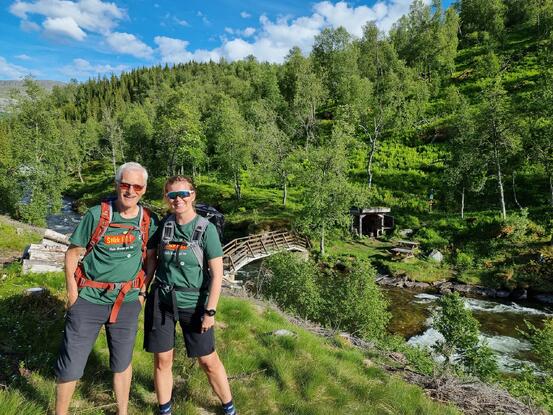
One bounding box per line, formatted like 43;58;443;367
144;176;236;415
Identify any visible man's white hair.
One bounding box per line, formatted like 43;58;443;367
115;162;148;183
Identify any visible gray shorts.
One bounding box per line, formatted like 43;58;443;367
54;297;141;382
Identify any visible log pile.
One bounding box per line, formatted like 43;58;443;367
22;229;69;274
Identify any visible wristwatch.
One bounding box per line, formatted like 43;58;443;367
138;292;147;298
204;309;216;317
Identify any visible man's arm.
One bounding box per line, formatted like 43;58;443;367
64;244;85;308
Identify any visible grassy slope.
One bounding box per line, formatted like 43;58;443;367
0;268;459;415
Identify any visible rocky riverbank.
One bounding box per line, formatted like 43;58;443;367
375;274;553;305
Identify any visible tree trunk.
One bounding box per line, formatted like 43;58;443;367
233;172;241;201
320;224;325;256
367;136;376;189
282;177;287;208
512;171;523;210
549;172;553;208
111;145;117;176
496;158;507;220
461;187;465;219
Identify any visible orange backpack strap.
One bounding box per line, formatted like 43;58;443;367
139;206;152;264
83;200;112;258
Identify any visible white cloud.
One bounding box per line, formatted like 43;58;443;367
20;19;40;31
43;16;86;40
174;17;189;27
197;10;211;26
155;36;221;63
240;11;251;19
9;0;125;36
106;32;153;59
243;27;256;37
16;54;32;60
60;57;127;78
155;0;423;64
0;56;32;79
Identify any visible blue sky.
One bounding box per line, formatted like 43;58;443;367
0;0;453;82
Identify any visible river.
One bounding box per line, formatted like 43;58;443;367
237;262;552;373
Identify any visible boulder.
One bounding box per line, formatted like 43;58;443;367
272;329;296;337
428;249;444;263
510;288;527;301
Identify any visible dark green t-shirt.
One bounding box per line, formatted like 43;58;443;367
148;215;223;309
70;203;158;305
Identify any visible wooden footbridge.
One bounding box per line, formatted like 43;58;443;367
22;229;311;279
222;230;310;279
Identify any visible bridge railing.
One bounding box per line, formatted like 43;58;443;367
222;230;310;274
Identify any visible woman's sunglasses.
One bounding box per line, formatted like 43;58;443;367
118;182;145;192
167;190;195;200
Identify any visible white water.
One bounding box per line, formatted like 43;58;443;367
408;293;550;372
46;197;81;234
413;293;553;317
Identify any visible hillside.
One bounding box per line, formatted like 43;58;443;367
0;80;65;113
0;267;462;415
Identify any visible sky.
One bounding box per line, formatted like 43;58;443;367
0;0;452;82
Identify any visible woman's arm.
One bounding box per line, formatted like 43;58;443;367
202;256;224;331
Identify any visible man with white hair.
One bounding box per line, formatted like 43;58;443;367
55;162;158;415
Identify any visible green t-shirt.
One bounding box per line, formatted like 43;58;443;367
148;215;223;309
70;203;158;305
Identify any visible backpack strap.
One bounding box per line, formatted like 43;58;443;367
83;200;112;258
189;216;210;271
139;206;151;264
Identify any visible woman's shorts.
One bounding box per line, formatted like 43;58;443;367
144;298;215;358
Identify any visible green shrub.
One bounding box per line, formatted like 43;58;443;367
433;293;498;381
318;257;390;340
261;252;322;321
455;251;474;272
415;227;449;250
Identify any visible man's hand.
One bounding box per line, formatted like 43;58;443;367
67;290;78;309
201;315;215;333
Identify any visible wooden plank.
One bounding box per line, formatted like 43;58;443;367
22;259;63;274
44;229;70;245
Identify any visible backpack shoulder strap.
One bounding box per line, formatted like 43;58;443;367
189;216;210;271
160;214;176;247
139;205;151;262
84;200;112;257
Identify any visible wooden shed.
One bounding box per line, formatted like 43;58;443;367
350;207;394;238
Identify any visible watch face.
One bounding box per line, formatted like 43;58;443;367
205;309;216;316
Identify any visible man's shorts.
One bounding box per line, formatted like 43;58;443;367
143;297;215;358
54;297;141;382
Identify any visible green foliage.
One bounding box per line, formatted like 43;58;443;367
262;253;391;341
319;256;391;340
415;227;449;250
260;252;321;321
455;251;474;272
433;293;498;380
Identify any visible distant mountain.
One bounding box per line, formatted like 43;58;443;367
0;80;66;113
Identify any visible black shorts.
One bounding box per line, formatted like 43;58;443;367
54;297;141;382
143;297;215;358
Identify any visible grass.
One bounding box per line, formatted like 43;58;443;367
0;219;42;253
384;258;453;283
0;266;461;415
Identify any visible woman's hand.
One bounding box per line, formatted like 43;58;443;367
138;292;147;306
201;315;215;333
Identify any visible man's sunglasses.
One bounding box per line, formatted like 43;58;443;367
167;190;195;200
118;182;145;192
